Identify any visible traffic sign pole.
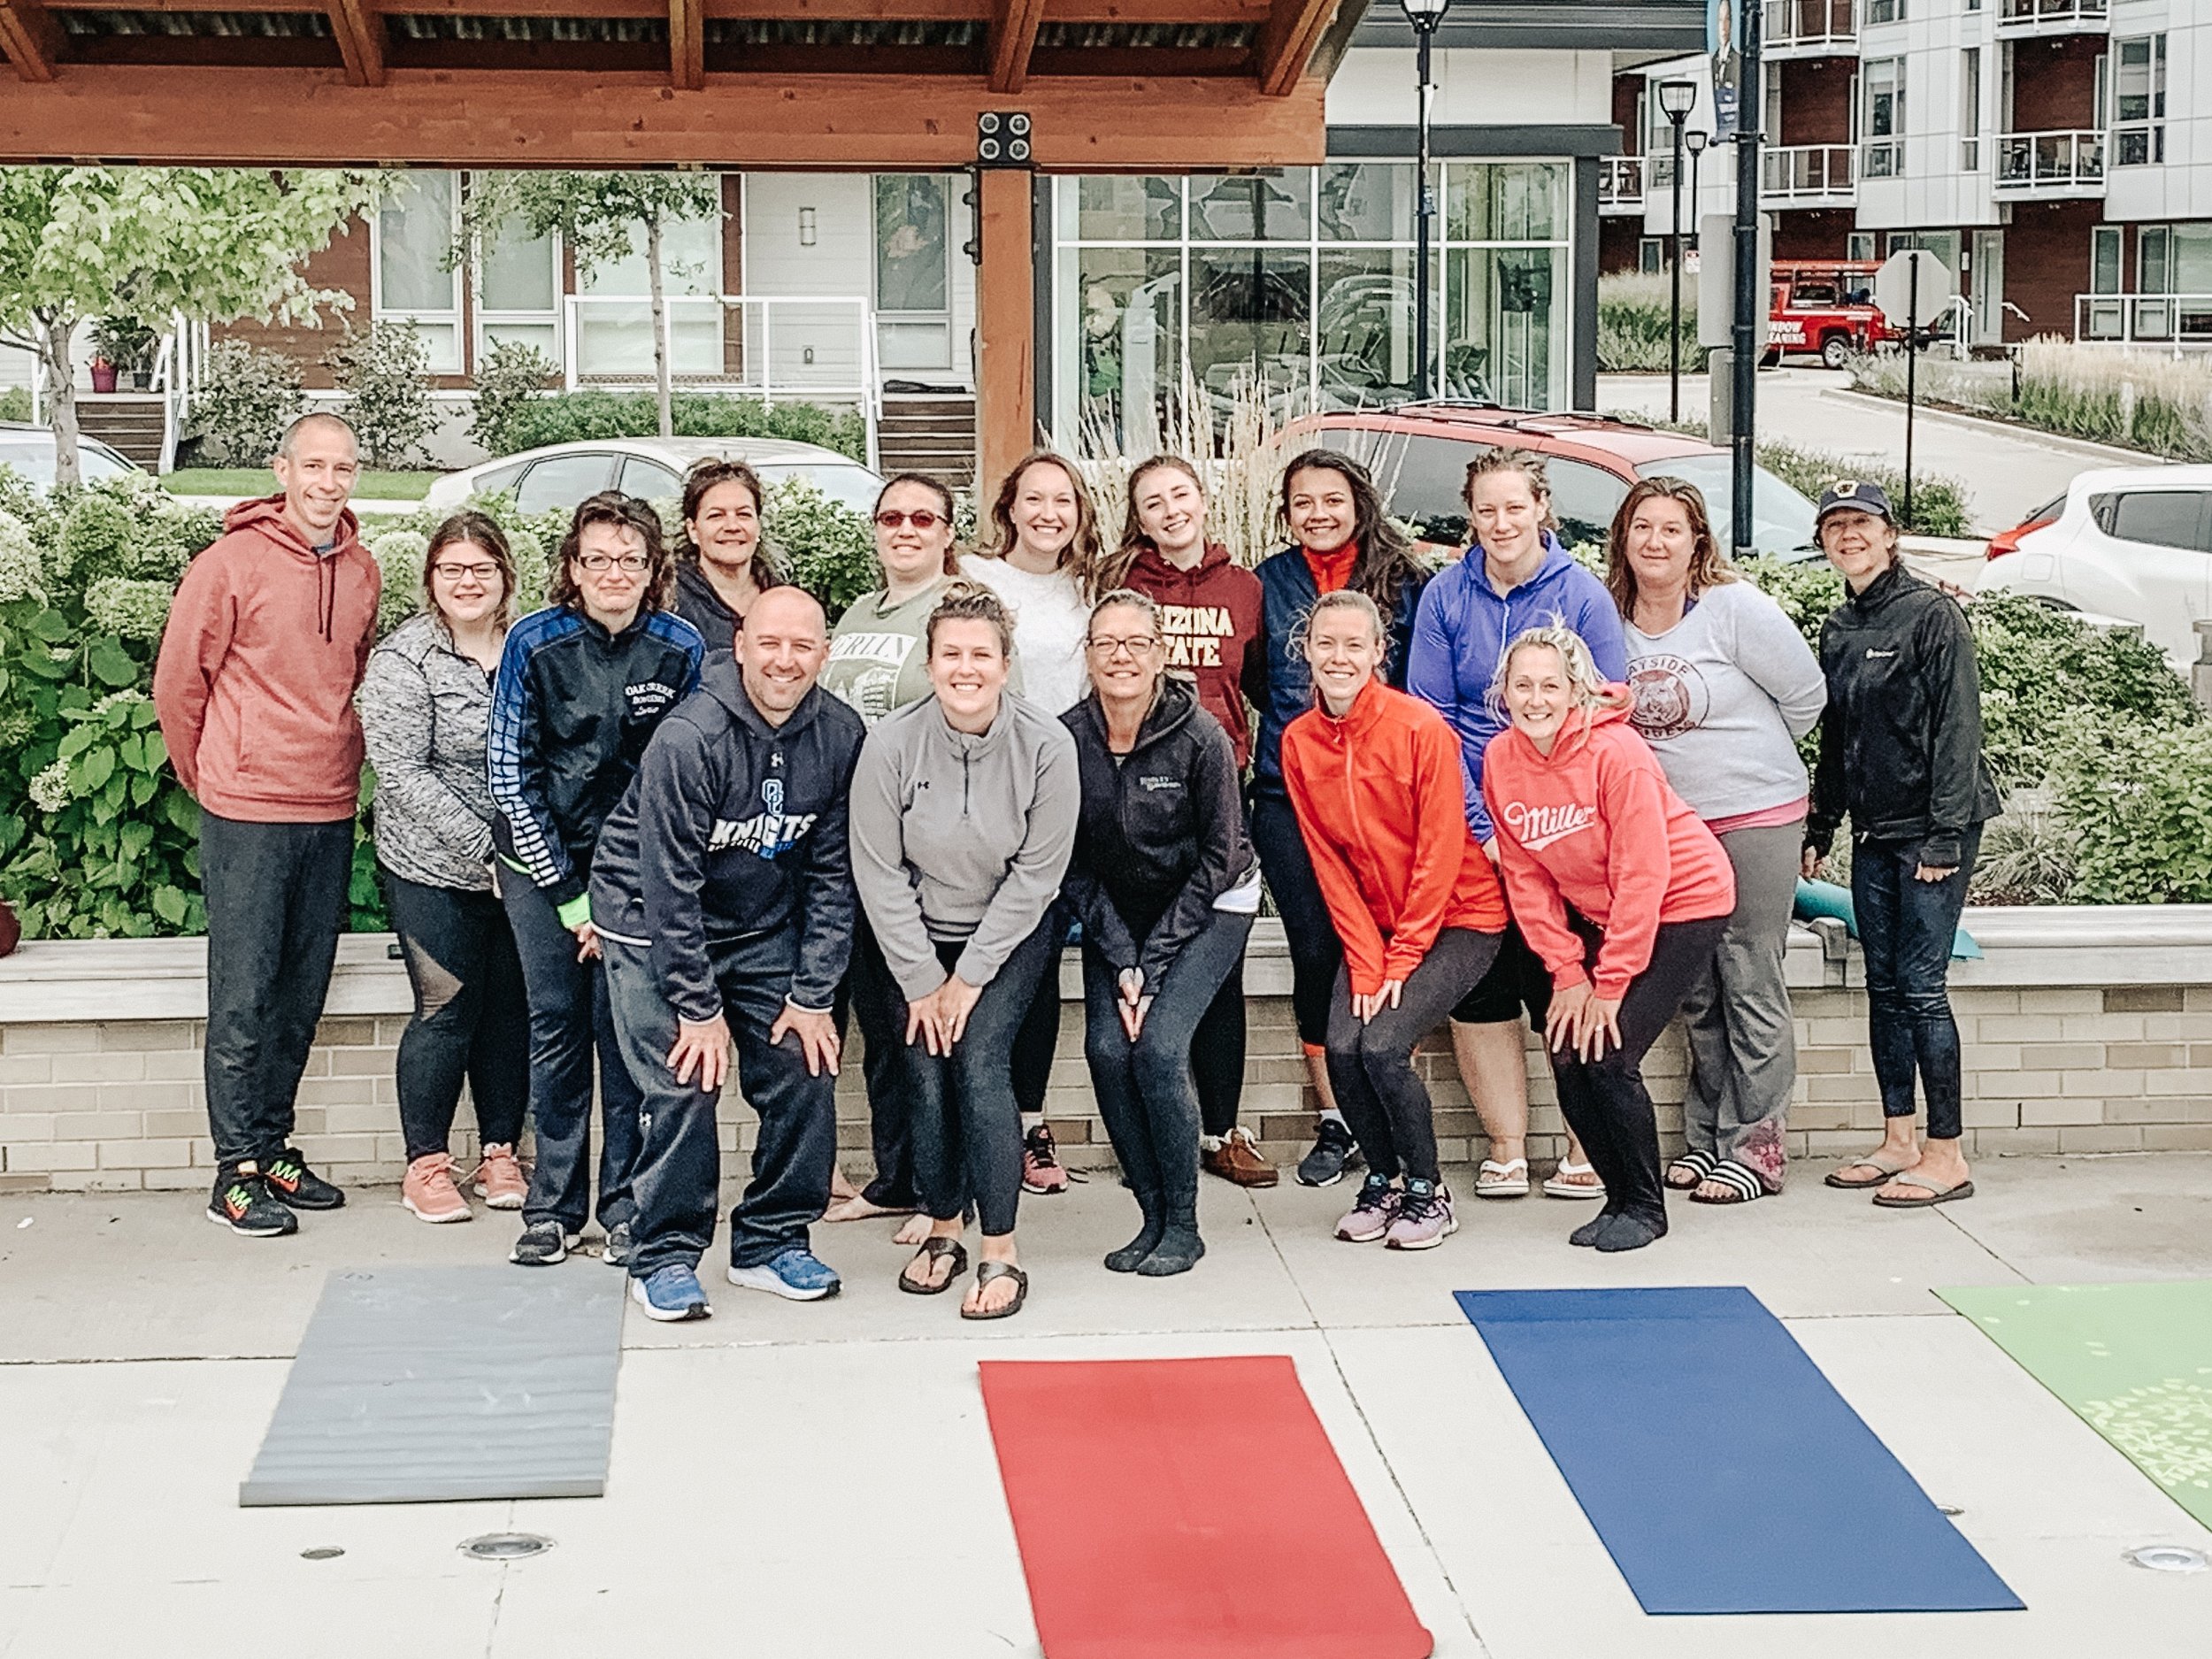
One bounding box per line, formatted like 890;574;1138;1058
1904;252;1917;526
1730;2;1762;563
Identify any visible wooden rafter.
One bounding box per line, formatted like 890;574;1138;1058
986;0;1048;93
1252;0;1334;97
326;0;386;85
0;0;64;81
669;0;703;88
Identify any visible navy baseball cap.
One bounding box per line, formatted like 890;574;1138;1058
1815;479;1896;526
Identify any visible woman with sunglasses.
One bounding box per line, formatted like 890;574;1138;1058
672;457;784;647
488;492;705;1269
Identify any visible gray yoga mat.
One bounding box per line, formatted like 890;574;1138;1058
241;1266;626;1507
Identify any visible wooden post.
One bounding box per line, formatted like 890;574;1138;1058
976;167;1034;498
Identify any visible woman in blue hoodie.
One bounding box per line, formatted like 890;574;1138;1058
1407;448;1627;1203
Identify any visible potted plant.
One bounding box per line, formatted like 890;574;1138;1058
89;317;158;392
88;357;118;394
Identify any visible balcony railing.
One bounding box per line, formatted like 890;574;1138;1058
1995;128;2107;192
1763;0;1855;52
1761;143;1857;201
2078;292;2212;345
1598;155;1647;213
1999;0;2108;31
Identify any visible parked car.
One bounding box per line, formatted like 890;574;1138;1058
1766;260;1896;370
0;425;141;490
1979;465;2212;666
425;437;883;520
1985;491;2066;561
1298;405;1823;562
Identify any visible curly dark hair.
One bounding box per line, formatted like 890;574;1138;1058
549;491;674;615
1275;448;1424;619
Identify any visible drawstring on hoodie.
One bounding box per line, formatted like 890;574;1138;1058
317;551;336;643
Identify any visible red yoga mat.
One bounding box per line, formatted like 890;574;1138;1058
979;1356;1433;1659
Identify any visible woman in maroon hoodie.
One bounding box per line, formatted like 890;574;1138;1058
1481;626;1734;1254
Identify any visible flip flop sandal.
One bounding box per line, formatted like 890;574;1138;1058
1824;1153;1913;1190
1689;1159;1765;1205
897;1237;969;1294
1871;1175;1976;1210
1543;1160;1607;1200
1475;1157;1531;1198
1665;1150;1717;1191
960;1260;1029;1321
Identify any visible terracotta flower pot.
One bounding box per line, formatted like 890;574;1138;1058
89;359;118;394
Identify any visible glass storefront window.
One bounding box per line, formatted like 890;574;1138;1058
1444;246;1564;410
1189;247;1312;410
1446;162;1564;242
1318;162;1421;242
1189;171;1313;242
1063;176;1183;242
1063;246;1182;450
1317;247;1428;407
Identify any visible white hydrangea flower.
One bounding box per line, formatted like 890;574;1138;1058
0;509;42;604
28;758;73;814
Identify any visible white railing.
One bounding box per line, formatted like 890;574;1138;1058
560;293;881;470
1598;156;1647;212
2077;292;2212;346
1761;143;1857;200
151;313;211;474
1995;128;2106;190
1998;0;2108;28
1763;0;1856;51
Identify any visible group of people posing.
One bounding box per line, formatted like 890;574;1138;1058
152;411;1997;1324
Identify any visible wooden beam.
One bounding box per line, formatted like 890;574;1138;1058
669;0;703;88
0;0;64;81
38;0;1275;14
0;67;1326;169
986;0;1047;93
976;168;1034;497
326;0;385;86
1252;0;1333;97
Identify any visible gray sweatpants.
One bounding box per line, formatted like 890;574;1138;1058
1677;820;1801;1191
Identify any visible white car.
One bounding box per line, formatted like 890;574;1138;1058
424;436;883;520
0;426;140;489
1979;465;2212;667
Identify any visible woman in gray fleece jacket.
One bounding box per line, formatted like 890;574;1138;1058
849;585;1078;1320
1609;479;1825;1202
357;511;531;1225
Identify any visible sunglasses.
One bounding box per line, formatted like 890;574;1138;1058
875;510;944;531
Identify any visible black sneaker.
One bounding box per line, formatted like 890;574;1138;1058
206;1168;298;1237
511;1219;575;1266
602;1221;634;1268
1296;1119;1364;1188
264;1148;345;1210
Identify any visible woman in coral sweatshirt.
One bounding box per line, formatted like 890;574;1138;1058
1481;626;1735;1253
1281;590;1507;1252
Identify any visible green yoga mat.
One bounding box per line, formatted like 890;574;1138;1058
1941;1282;2212;1529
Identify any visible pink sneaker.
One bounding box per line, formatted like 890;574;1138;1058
1384;1180;1458;1250
1021;1125;1070;1194
403;1153;471;1224
472;1144;528;1210
1334;1175;1401;1242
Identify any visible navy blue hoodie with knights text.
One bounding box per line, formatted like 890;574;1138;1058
1406;533;1629;843
589;657;865;1025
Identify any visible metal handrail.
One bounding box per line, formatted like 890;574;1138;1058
1760;143;1857;199
2076;291;2212;346
1994;128;2106;188
1998;0;2107;25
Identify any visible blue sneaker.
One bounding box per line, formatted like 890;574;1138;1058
726;1247;841;1302
629;1264;710;1322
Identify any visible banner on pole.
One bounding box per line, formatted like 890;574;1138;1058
1709;0;1741;139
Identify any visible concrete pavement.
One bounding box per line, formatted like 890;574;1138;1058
4;1154;2210;1657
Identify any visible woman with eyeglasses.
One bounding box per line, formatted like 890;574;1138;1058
488;492;705;1269
1062;589;1257;1276
359;511;530;1225
672;457;784;648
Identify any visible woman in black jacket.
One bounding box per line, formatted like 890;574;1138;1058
1802;481;2000;1210
1063;589;1259;1276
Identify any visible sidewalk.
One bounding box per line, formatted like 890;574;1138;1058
4;1155;2208;1657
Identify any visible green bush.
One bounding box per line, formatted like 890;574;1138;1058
326;319;438;469
0;387;30;424
1755;439;1971;539
490;389;868;464
467;339;560;457
183;340;306;467
766;477;878;620
1598;273;1710;374
2052;722;2212;902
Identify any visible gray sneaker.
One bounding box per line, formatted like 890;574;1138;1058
1296;1119;1363;1188
602;1221;634;1268
511;1220;577;1267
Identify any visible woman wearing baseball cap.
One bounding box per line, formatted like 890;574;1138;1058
1801;480;1999;1209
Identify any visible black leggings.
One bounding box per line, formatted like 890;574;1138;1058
1251;787;1342;1048
382;869;529;1162
1548;913;1731;1227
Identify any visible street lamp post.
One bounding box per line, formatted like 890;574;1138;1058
1685;127;1709;250
1402;0;1451;403
1659;78;1697;423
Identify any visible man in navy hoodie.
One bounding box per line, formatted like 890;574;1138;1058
592;587;865;1322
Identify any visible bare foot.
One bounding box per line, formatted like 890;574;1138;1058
824;1194;915;1224
828;1167;862;1204
893;1212;933;1247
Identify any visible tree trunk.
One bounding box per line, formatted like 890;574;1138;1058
42;312;82;491
646;212;672;440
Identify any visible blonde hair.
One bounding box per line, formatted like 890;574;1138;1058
1464;447;1561;538
1294;589;1388;692
1490;624;1625;734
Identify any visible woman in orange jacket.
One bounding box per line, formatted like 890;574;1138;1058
1281;590;1508;1250
1481;625;1736;1253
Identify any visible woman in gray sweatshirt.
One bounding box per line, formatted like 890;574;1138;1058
850;585;1079;1319
1608;478;1825;1202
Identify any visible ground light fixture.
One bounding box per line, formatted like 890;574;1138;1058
2124;1544;2208;1573
459;1532;555;1561
1399;0;1452;402
1658;77;1697;423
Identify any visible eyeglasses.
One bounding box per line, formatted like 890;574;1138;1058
431;561;500;582
875;510;943;531
575;553;650;572
1086;634;1160;659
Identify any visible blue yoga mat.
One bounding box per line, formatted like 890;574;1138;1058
1455;1286;2023;1615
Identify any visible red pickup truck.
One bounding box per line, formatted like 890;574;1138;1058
1766;260;1896;368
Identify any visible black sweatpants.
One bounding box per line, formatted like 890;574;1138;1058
604;932;838;1278
382;869;529;1162
1325;927;1500;1187
1250;787;1342;1047
843;918;917;1209
1547;913;1731;1228
1010;900;1076;1120
200;810;354;1171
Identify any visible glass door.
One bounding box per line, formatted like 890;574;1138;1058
874;175;954;373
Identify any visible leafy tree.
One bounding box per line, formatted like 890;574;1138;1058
458;173;722;442
0;168;381;488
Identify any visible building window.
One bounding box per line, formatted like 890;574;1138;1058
373;173;462;373
874;175;953;372
573;204;724;381
1867;0;1905;20
476;212;561;370
1847;231;1878;261
1961;48;1982;172
1862;58;1906;178
1051;160;1573;448
1639;237;1666;273
2113;35;2168;167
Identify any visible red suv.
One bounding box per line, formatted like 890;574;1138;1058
1294;404;1821;561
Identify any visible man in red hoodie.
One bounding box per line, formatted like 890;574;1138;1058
154;411;380;1238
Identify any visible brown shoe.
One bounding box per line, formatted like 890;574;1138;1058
1202;1125;1279;1188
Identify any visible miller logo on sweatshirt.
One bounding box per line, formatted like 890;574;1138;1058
1500;800;1598;852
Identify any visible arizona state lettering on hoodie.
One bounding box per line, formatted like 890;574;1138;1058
1123;542;1265;772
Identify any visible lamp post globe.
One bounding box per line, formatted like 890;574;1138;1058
1402;0;1452;402
1658;78;1696;423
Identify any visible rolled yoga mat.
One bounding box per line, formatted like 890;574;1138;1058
241;1266;626;1506
979;1356;1433;1659
1941;1280;2212;1531
1455;1286;2023;1615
